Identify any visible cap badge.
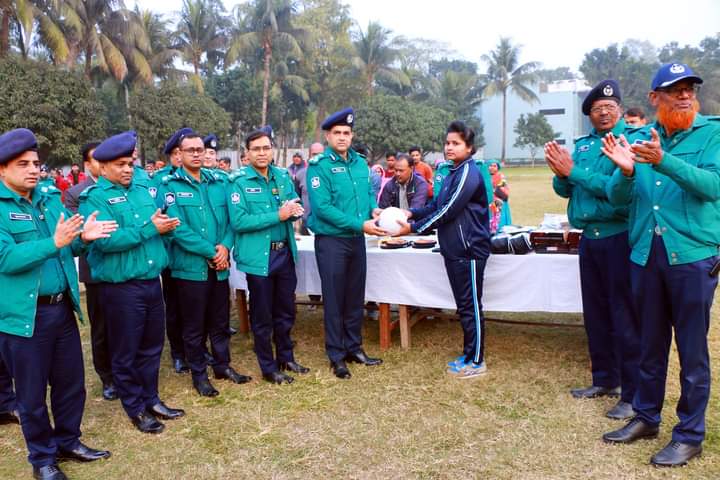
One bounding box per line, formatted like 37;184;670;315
670;64;685;74
603;85;614;96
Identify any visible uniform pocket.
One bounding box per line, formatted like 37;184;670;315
8;218;38;243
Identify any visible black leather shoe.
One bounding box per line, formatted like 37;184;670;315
570;385;620;399
603;417;659;444
280;361;310;374
606;400;634;420
102;383;118;401
345;350;383;366
58;442;111;462
173;358;189;374
214;367;252;384
229;326;238;336
650;440;702;467
130;412;164;434
193;378;219;397
263;371;294;384
33;464;67;480
148;401;185;420
330;360;351;379
0;409;20;425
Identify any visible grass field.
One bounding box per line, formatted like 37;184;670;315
1;166;719;479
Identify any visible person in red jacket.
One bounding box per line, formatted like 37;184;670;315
66;163;86;186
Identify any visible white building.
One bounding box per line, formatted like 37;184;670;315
479;79;592;162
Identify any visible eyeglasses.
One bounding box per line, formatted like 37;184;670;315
181;148;205;155
249;146;273;153
657;84;701;97
590;104;619;114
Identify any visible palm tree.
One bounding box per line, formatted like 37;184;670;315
1;0;69;61
482;37;540;163
175;0;228;92
352;21;406;96
226;0;306;125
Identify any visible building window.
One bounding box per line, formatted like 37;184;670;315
539;108;565;115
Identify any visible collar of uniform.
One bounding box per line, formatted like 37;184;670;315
175;166;210;185
590;118;626;138
96;175;126;191
449;156;473;171
653;113;709;140
0;181;46;208
245;165;277;182
326;147;356;164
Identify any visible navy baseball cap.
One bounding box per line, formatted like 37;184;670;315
651;63;703;91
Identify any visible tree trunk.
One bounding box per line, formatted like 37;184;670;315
124;83;132;128
261;36;272;126
0;9;9;58
501;90;507;163
84;44;93;79
314;103;326;142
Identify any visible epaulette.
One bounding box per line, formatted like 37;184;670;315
78;184;98;200
38;184;61;197
574;134;590;144
160;175;171;185
706;115;720;122
229;169;247;182
308;154;323;165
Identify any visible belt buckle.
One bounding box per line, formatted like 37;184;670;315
55;292;64;303
654;225;663;236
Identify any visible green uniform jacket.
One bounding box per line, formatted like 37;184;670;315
552;119;644;239
0;182;85;337
607;114;720;266
228;165;298;277
79;176;168;282
434;159;494;206
161;167;232;281
306;147;377;237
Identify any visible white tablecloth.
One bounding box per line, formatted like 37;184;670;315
229;236;583;313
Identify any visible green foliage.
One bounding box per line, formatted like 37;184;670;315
513;113;559;164
0;57;106;166
579;43;659;113
353;95;452;160
129;82;231;160
205;67;264;138
536;67;576;83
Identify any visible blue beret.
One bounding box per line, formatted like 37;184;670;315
582;80;621;115
0;128;38;165
651;62;703;91
321;107;354;130
93;131;137;162
163;127;194;155
259;125;274;139
204;134;219;150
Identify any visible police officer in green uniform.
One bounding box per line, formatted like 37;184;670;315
161;132;251;397
545;80;641;421
153;128;193;374
0;128;115;480
79;130;186;435
307;108;385;379
229;128;309;385
37;165;54;190
601;63;720;467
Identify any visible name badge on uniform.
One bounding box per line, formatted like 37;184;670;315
245;187;261;194
177;192;193;198
331;167;346;173
578;145;590;152
9;212;32;221
231;192;241;204
108;196;127;204
148;187;158;198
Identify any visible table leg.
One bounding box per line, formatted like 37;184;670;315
379;303;391;351
235;289;250;334
399;305;411;349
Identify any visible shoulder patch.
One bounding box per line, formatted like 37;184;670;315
308;155;321;165
164;192;175;205
230;192;241;204
148;186;158;198
78;184;98;199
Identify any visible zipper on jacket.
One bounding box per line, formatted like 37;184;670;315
458;223;469;250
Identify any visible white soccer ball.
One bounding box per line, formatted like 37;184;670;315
378;207;407;235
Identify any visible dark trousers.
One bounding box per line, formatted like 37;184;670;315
162;269;185;361
0;301;85;468
444;257;487;364
101;279;164;418
578;232;640;403
175;270;231;380
246;248;297;374
85;283;113;386
0;355;15;412
631;236;716;445
315;235;366;362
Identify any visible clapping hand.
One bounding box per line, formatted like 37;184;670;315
544;141;574;178
80;211;118;243
151;208;181;234
53;213;84;248
630;128;664;165
601;133;635;176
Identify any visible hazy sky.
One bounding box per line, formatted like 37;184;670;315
138;0;719;71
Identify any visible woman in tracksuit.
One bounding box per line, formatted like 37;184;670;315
395;121;491;378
